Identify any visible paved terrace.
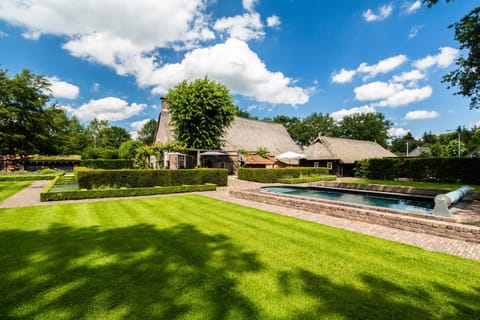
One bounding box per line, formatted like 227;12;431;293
0;177;479;262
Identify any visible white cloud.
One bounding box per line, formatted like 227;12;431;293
357;54;407;80
148;38;309;105
388;127;410;137
330;105;376;121
131;119;150;132
331;68;356;84
91;83;100;92
242;0;258;12
214;13;264;41
392;70;425;83
408;25;422;38
67;97;146;121
355;81;432;107
413;47;459;70
363;5;393;22
404;110;440;120
47;76;80;99
404;1;422;14
266;15;281;28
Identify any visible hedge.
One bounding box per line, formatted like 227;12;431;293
238;167;330;183
0;172;64;181
355;158;480;184
77;169;228;189
80;159;134;169
40;183;216;202
278;175;337;184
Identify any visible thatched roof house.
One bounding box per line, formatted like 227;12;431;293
153;99;301;171
300;136;396;176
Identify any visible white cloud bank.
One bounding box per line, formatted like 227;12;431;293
65;97;147;122
331;68;356;84
354;81;432;107
404;1;422;14
330;105;376;121
413;47;459;70
0;0;306;107
388;127;410;137
47;77;80;99
404;110;440;120
363;5;393;22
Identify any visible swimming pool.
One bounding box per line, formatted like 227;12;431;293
261;186;434;214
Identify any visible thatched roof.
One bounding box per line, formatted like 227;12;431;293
408;146;430;157
154;109;302;156
303;136;396;164
241;154;276;165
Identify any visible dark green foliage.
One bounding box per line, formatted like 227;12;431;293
355;158;480;184
337;113;392;148
238;167;329;183
40;183;216;201
80;159;134;169
118;140;144;159
77;169;228;189
278;175;337;184
0;69;51;155
166;77;236;149
137;119;157;144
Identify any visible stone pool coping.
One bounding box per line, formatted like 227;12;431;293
230;186;480;244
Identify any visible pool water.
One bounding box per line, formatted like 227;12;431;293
262;186;434;214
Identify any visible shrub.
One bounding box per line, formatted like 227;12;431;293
80;159;134;169
0;172;64;181
39;168;57;174
40;183;216;202
278;175;337;184
77;169;228;189
238;167;329;183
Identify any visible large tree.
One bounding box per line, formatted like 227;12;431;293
0;69;51;156
137;119;157;145
165;77;236;149
424;1;480;109
337;113;392;147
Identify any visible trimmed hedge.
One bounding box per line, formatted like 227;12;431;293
278;175;337;184
77;169;228;189
238;167;330;183
355;158;480;184
40;183;216;202
80;159;134;169
0;172;64;181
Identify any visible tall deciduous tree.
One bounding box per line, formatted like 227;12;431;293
0;69;51;156
424;1;480;109
138;119;157;145
165;77;236;149
337;113;392;148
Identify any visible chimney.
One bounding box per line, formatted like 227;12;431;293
160;97;168;111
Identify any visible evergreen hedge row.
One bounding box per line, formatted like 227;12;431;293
40;183;216;202
77;169;228;189
355;158;480;184
80;159;134;169
0;172;64;181
278;175;337;184
237;167;330;183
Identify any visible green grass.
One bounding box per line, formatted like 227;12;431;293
0;181;32;202
345;178;480;191
0;195;479;319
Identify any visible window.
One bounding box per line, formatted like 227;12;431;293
327;162;333;170
219;162;225;168
314;162;319;168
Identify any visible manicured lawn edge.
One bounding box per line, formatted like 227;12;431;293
278;175;337;184
40;182;216;201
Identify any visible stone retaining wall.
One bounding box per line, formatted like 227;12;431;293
230;189;480;243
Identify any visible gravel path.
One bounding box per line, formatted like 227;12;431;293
1;178;479;262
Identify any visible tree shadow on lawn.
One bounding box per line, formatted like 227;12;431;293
0;223;262;319
277;269;480;320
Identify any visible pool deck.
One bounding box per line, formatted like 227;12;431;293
1;177;480;262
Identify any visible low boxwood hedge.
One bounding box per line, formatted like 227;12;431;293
278;175;337;184
80;159;134;169
0;172;64;181
238;167;330;183
77;169;228;189
40;183;216;202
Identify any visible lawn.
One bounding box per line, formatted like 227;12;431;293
345;178;480;191
0;181;32;202
0;195;479;319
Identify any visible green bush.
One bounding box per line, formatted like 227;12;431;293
355;158;480;184
278;175;337;184
77;169;228;189
80;159;134;169
0;172;64;181
40;183;216;202
39;168;57;174
238;167;329;183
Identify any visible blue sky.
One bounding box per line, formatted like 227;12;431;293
0;0;479;139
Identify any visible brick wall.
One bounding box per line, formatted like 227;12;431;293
230;189;480;243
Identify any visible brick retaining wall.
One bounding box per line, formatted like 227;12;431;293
230;189;480;243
